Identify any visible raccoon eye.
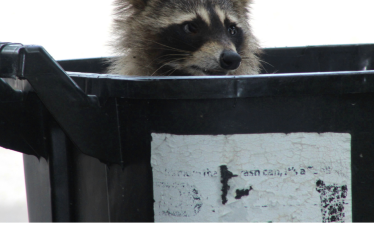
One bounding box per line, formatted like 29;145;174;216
228;25;237;36
183;23;198;34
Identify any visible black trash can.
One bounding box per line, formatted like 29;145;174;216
1;43;374;222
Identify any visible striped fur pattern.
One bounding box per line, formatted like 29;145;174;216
108;0;261;76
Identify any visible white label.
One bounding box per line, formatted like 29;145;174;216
151;133;352;222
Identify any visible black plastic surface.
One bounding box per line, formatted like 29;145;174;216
66;70;374;100
261;44;374;74
58;57;110;74
0;43;122;164
2;43;374;222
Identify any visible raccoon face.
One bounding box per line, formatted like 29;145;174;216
111;0;259;76
150;5;245;76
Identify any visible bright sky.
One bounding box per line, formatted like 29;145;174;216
2;0;374;60
1;0;373;222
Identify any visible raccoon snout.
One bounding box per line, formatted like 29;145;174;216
220;50;242;71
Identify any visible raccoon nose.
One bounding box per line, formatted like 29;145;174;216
220;50;242;70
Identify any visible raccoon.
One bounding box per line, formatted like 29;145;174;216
108;0;261;76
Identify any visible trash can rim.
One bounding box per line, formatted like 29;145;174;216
67;70;374;100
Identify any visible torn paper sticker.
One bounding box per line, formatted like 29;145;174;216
151;133;352;222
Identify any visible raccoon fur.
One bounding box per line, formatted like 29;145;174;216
108;0;261;76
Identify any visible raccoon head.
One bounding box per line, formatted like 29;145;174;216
110;0;260;76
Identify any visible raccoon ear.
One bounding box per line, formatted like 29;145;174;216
233;0;253;11
241;0;253;6
126;0;149;10
233;0;252;6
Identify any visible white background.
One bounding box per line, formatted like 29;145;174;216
1;0;373;222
